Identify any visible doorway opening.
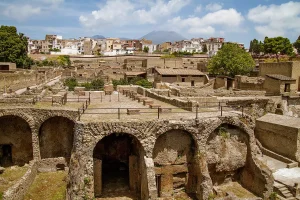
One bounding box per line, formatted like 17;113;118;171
93;133;144;199
0;145;12;167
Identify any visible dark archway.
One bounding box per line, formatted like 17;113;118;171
93;133;145;199
0;115;33;167
153;129;198;199
39;116;74;160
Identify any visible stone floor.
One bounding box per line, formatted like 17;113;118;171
257;155;287;172
79;92;241;122
273;168;300;187
215;182;257;198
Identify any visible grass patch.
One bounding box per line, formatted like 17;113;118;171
218;127;229;139
24;171;67;200
218;182;256;198
0;166;28;196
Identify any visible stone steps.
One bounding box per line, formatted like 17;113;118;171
274;181;295;199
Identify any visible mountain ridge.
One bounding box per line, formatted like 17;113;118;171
139;31;186;44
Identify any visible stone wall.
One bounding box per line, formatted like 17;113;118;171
0;70;58;94
66;117;273;200
3;160;38;200
235;76;265;91
0;108;78;162
255;114;300;162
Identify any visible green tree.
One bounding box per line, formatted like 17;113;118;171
57;55;71;66
0;25;33;68
249;39;264;55
264;36;294;62
202;44;208;53
208;43;255;77
64;78;78;91
294;35;300;54
91;79;104;90
143;46;149;53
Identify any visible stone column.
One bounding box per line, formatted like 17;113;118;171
129;155;138;192
94;159;102;197
160;165;174;197
144;157;157;199
31;127;41;160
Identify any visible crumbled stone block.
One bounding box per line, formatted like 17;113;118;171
0;167;5;174
138;97;147;102
143;100;154;106
127;109;140;115
159;108;172;113
149;104;161;109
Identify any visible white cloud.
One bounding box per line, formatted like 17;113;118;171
1;0;64;20
79;0;190;27
4;5;41;21
167;8;244;35
205;3;223;12
194;5;202;13
248;1;300;36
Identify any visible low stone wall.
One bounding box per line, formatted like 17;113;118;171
179;97;219;107
213;90;266;97
3;160;38;200
224;98;271;118
38;157;69;172
144;89;195;111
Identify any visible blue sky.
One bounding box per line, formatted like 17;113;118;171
0;0;300;47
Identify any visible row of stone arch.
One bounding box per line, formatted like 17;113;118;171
0;115;75;167
91;125;250;199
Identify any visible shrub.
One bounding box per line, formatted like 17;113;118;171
91;79;104;90
64;78;78;91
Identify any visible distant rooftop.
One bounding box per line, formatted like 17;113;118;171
266;74;296;81
125;71;146;76
155;68;204;76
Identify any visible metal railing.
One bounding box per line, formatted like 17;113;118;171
77;104;246;121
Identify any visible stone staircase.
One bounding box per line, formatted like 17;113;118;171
274;181;295;200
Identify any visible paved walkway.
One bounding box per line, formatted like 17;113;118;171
79;92;240;122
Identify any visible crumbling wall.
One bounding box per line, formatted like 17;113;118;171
3;160;38;200
153;130;197;197
67;117;273;200
39;116;75;160
235;76;265;91
206;125;248;185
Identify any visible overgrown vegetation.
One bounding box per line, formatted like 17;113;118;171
24;171;67;200
112;77;152;88
64;78;78;91
160;51;194;59
35;55;71;67
269;192;278;200
64;78;105;91
218;127;229;139
0;166;28;198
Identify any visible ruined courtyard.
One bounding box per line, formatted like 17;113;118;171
0;58;300;200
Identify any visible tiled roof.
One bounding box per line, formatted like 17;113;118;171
266;74;296;81
155;68;204;76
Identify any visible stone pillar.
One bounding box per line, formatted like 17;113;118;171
144;157;157;199
129;155;138;192
160;165;174;197
31;128;41;160
94;159;102;197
